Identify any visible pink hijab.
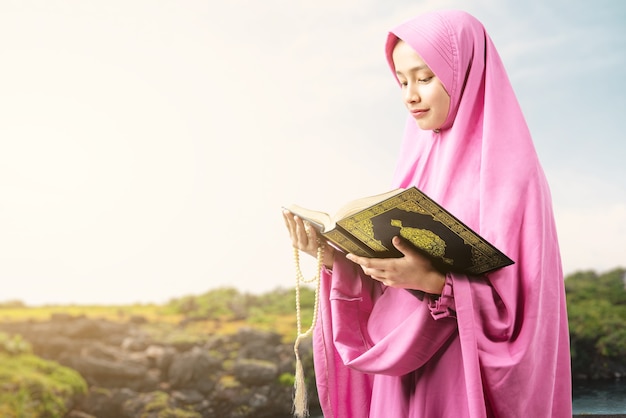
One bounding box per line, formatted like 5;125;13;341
312;10;571;418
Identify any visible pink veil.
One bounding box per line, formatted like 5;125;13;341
385;10;572;416
312;10;572;417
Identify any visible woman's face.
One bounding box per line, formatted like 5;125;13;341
392;40;450;131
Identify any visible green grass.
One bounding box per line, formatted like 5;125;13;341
0;299;307;344
0;303;182;324
0;352;87;418
123;391;202;418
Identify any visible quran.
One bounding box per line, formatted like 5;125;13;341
285;187;514;276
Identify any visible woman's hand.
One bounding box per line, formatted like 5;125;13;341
346;236;445;294
282;210;335;269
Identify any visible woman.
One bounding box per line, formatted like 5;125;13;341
284;9;571;417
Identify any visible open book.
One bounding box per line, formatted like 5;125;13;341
285;187;514;276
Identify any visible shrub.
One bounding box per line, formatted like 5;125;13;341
0;353;87;417
0;332;32;355
566;268;626;377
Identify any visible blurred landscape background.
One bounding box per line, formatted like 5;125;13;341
0;0;624;416
1;267;625;416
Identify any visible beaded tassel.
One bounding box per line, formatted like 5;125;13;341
292;240;323;418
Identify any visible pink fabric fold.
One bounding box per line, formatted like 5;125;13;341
428;273;456;320
312;9;571;418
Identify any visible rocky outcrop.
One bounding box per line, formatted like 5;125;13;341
0;315;320;418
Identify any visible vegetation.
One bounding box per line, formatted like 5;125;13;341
0;286;317;342
0;286;317;417
162;286;316;328
0;332;87;418
152;286;316;342
122;391;202;418
0;269;623;416
566;268;626;378
0;302;182;324
152;272;626;379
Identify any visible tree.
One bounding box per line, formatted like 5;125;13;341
566;268;626;378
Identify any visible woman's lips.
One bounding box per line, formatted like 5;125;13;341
410;108;428;118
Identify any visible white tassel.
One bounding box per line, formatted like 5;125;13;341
293;340;309;417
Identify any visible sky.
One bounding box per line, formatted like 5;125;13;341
0;0;624;306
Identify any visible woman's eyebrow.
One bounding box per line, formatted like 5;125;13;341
396;65;429;76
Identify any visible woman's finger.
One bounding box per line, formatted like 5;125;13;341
347;253;389;271
293;216;307;246
283;211;302;248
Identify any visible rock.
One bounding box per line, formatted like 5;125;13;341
121;335;149;351
235;328;282;361
171;388;205;405
234;359;278;386
75;387;136;418
66;411;97;418
121;390;203;418
128;315;148;324
167;346;222;390
0;316;322;418
249;392;269;408
145;344;177;371
50;312;77;322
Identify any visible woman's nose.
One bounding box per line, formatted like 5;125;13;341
403;84;420;103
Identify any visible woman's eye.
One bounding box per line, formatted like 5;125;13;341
418;77;433;83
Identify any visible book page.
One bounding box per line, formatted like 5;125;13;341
285;188;404;233
333;188;405;221
284;205;333;232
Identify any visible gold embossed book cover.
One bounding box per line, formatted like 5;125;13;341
285;187;514;275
